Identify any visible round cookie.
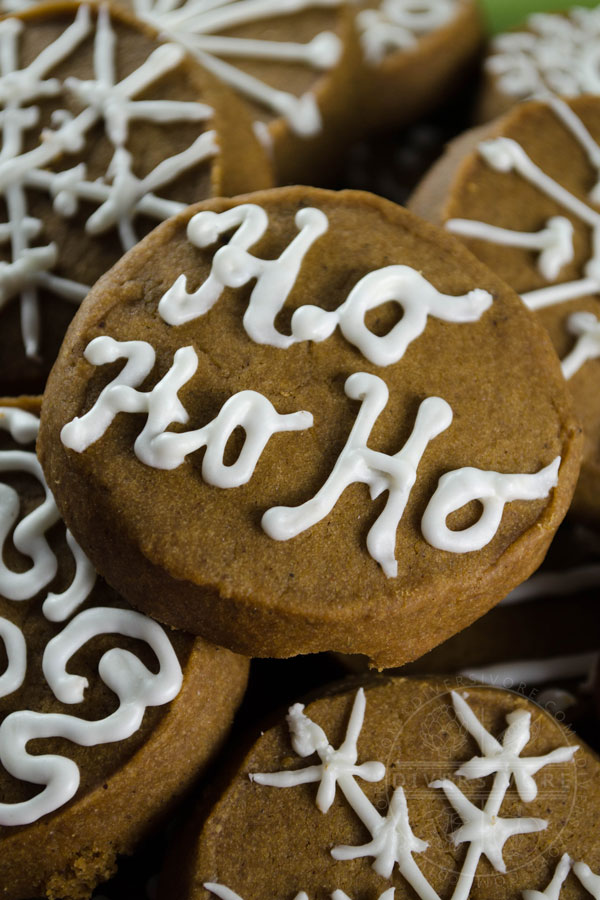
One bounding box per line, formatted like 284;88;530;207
0;397;249;900
158;677;600;900
480;6;600;123
116;0;360;185
410;95;600;524
38;186;582;669
0;0;272;395
354;0;483;133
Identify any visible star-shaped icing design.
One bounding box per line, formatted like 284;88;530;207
451;690;579;802
251;687;385;813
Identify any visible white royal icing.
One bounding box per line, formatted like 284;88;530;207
60;336;313;483
159;203;493;366
0;404;184;826
523;854;600;900
0;4;218;357
0;405;96;614
262;373;453;577
0;616;26;697
421;456;560;553
358;0;458;65
252;688;578;900
487;7;600;101
127;0;349;138
503;563;600;605
0;606;182;825
205;887;394;900
62;336;561;573
445;96;600;381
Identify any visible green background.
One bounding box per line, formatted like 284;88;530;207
481;0;598;32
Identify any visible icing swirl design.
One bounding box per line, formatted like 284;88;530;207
0;405;183;826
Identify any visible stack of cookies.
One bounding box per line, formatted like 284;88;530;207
0;1;599;898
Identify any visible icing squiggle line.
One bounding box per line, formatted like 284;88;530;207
0;606;182;826
0;406;96;619
0;616;26;697
158;203;493;366
60;337;313;483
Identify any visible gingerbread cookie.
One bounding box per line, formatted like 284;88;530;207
410;95;600;524
159;677;600;900
112;0;360;185
38;186;581;669
0;397;249;900
354;0;483;133
0;1;272;395
480;6;600;123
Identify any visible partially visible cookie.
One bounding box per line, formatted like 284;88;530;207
480;6;600;122
39;186;581;668
354;0;483;132
116;0;360;185
410;95;600;524
0;1;272;395
159;677;598;900
0;397;249;900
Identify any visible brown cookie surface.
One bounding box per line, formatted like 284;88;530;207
113;0;361;185
159;677;599;900
39;186;581;668
479;8;600;123
410;96;600;524
354;0;483;132
0;397;249;900
0;1;272;395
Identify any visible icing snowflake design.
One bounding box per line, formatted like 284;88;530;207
358;0;457;64
0;4;217;358
125;0;461;142
250;688;580;900
446;95;600;381
0;406;183;826
129;0;347;141
523;853;600;900
486;7;600;101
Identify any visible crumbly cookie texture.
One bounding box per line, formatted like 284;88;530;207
159;678;599;900
39;186;581;668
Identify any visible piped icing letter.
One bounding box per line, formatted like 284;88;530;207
159;203;493;366
61;336;313;484
421;457;561;553
262;373;452;577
